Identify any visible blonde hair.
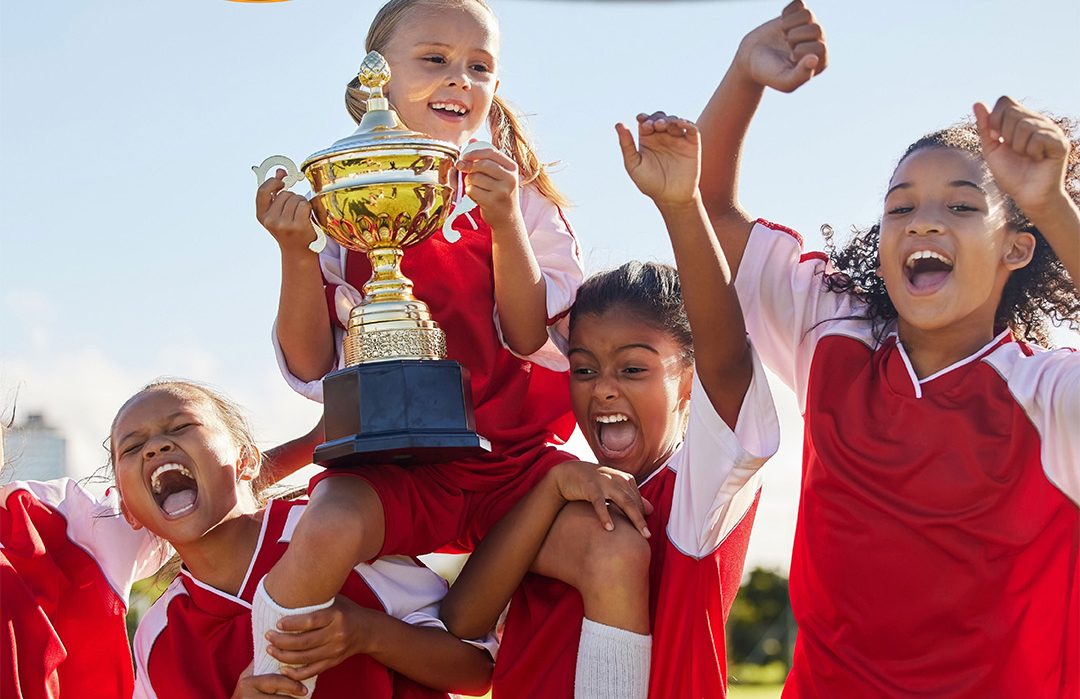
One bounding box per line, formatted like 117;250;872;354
345;0;569;209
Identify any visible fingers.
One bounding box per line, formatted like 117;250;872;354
615;122;638;165
600;470;651;539
456;147;517;173
781;1;827;78
981;96;1070;162
635;112;697;140
276;608;334;635
255;170;286;215
589;494;616;533
235;673;307;698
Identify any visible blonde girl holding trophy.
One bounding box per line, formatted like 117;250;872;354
252;0;591;691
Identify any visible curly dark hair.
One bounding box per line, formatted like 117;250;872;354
822;115;1080;346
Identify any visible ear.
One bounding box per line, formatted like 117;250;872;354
117;491;144;531
1002;229;1036;271
237;445;261;482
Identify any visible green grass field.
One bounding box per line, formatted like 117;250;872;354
728;685;784;699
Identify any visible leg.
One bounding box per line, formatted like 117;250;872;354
253;476;385;692
533;501;652;633
533;502;653;699
263;475;385;606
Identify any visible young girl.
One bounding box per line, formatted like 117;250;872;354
438;112;780;698
252;0;584;686
109;380;495;699
0;411;318;699
698;1;1079;695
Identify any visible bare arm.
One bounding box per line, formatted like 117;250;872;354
254;420;323;491
441;461;650;640
267;596;493;695
697;0;827;277
256;172;336;382
976;97;1080;288
617;115;751;428
458;147;550;355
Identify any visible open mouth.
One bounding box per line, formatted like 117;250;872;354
904;249;953;294
150;463;199;519
429;101;469;120
594;413;638;461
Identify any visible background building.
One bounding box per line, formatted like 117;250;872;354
2;413;68;483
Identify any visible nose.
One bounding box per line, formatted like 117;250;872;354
908;207;944;237
143;437;173;460
446;63;471;90
593;374;618;402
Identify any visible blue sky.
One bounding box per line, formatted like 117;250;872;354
2;0;1077;572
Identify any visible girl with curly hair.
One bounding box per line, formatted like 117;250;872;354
694;1;1079;696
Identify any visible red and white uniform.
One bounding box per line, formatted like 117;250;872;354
133;499;497;699
1;478;169;699
736;219;1080;698
275;186;584;555
493;353;779;698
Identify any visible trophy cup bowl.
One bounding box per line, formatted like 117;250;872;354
255;51;491;467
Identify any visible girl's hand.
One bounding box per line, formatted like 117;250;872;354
735;0;827;94
231;662;307;698
974;97;1072;216
617;113;701;207
266;596;371;681
256;169;316;257
549;460;653;538
456;147;521;228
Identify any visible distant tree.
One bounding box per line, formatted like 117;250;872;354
727;567;793;668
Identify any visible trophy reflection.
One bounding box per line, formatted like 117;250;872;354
254;51;490;467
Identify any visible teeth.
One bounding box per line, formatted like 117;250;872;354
150;463;194;494
595;414;629;424
431;102;467;115
905;250;953;268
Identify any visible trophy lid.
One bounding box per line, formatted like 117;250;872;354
302;51;459;168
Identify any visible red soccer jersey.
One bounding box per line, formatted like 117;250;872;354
493;362;780;698
736;219;1080;698
1;479;169;699
276;185;583;452
133;499;495;699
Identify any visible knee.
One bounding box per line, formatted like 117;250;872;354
578;518;651;597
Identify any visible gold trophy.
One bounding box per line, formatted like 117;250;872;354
254;51;490;467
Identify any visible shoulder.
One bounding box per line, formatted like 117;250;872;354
518;185;572;232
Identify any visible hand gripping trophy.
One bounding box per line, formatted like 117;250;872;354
254;51;490;467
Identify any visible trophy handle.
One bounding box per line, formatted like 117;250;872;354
252;155;327;253
442;140;493;243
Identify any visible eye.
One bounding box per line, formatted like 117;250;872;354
571;367;597;377
120;441;144;456
423;55;447;65
948;203;979;212
470;62;491;73
170;422;195;433
622;366;647;375
887;205;913;215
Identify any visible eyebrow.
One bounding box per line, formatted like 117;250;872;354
416;42;495;62
885;179;986;198
567;343;660;357
116;411;188;446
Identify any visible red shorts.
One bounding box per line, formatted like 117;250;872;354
308;442;577;556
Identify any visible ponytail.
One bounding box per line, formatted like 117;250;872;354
488;94;569;209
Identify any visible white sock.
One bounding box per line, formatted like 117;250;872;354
252;578;334;696
574;618;652;699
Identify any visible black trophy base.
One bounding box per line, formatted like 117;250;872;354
314;359;491;468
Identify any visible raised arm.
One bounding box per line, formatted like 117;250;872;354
617;115;750;428
254;420;323;491
697;0;827;276
256;171;336;382
975;97;1080;287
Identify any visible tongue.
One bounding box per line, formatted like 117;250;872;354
163;489;197;516
599;422;636;453
912;270;950;290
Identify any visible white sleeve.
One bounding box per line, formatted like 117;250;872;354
0;479;170;604
734;220;869;412
131;580;184;699
492;186;584;371
667;347;780;558
357;556;499;659
990;346;1080;504
271;236;354;404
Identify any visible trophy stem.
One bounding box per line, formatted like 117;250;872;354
341;246;447;366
